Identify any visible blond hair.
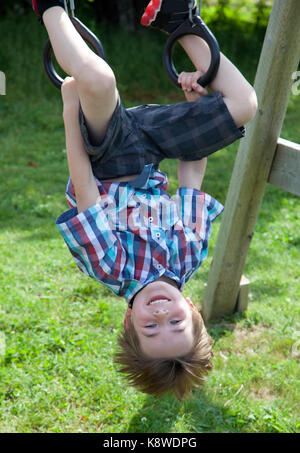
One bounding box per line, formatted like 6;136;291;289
115;309;213;400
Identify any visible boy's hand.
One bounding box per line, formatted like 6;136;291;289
178;70;208;102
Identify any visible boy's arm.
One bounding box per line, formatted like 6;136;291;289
62;79;99;213
178;158;207;191
177;75;207;190
178;35;258;127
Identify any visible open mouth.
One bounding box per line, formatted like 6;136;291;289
147;295;171;305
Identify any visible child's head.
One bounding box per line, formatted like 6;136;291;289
115;278;213;400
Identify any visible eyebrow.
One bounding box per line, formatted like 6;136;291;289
142;329;185;338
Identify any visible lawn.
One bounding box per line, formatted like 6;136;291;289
0;7;299;433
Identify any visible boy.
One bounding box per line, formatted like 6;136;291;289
32;0;257;399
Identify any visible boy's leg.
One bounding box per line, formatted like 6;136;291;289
42;6;118;144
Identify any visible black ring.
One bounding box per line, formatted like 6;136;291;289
43;17;106;89
163;16;220;88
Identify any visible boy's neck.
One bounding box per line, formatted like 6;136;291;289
101;173;140;183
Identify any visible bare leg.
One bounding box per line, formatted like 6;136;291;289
179;35;258;127
43;6;118;144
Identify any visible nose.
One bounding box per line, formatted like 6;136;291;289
152;308;169;318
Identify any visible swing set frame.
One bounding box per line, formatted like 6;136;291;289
202;0;300;321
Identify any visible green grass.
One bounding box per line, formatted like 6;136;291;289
0;10;299;433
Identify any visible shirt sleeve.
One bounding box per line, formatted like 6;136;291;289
175;187;224;239
56;203;122;282
65;178;77;209
175;188;224;283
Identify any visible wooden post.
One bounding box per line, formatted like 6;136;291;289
202;0;300;321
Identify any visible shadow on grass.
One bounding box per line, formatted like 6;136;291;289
125;388;247;434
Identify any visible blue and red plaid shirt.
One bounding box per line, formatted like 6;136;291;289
56;166;223;305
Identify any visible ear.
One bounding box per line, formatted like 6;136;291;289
185;297;195;309
123;308;132;329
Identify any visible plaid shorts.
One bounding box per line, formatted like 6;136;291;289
79;91;245;181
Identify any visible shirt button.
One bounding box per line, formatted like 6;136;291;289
142;194;147;198
149;216;153;223
156;232;161;238
156;264;163;270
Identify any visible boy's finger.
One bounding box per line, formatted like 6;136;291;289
192;82;208;95
182;82;191;92
178;72;187;86
188;76;195;91
192;82;202;91
179;76;190;91
192;72;204;86
178;72;207;94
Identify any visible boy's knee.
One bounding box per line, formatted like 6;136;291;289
76;58;116;98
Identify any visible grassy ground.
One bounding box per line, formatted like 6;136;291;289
0;9;299;433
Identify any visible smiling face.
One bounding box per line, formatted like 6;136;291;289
125;279;197;358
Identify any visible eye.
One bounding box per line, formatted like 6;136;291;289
145;323;157;328
170;320;181;325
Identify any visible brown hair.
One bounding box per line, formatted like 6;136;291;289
114;308;213;400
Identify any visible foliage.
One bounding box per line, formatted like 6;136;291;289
0;0;272;29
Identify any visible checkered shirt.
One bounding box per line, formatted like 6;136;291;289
56;168;223;305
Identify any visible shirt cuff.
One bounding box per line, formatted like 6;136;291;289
56;203;117;261
175;187;224;237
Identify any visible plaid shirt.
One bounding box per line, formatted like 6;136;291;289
56;166;223;305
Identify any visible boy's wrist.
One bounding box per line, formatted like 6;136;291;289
178;159;207;190
178;35;211;75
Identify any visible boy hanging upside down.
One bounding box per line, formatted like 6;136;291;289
32;0;257;399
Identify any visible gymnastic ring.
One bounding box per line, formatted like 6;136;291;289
163;16;220;88
43;17;106;89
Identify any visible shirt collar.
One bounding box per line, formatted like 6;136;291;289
128;164;153;189
127;164;168;191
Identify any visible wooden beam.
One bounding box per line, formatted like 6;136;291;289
268;138;300;196
202;0;300;321
235;275;250;313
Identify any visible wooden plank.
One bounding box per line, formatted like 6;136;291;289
235;275;250;313
202;0;300;321
268;138;300;196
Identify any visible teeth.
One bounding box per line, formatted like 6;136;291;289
150;299;169;305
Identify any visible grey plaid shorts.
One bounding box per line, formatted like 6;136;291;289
79;90;245;181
